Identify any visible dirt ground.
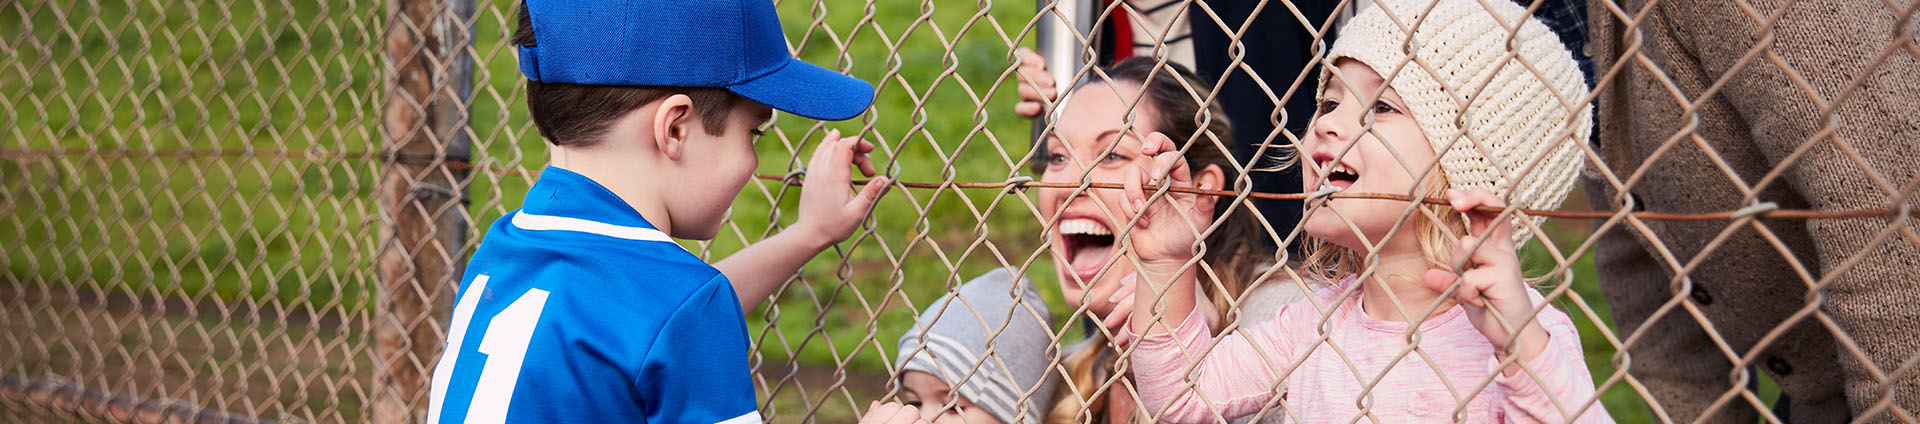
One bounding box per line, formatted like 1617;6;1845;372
2;284;894;423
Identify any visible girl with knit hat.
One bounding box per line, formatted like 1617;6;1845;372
896;269;1061;424
1117;0;1611;422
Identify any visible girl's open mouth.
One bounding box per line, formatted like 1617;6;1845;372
1315;156;1361;191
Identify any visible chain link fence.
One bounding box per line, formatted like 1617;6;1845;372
3;0;1916;423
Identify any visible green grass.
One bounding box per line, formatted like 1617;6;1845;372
0;1;1763;422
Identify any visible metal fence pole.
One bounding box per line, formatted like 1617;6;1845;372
375;0;475;422
1028;0;1095;173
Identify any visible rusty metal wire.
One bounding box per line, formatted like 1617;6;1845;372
6;147;1910;222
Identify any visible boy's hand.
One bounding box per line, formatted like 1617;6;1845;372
1014;47;1057;118
860;401;929;424
793;129;892;246
1421;189;1549;371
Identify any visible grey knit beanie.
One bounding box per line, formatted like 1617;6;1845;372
896;269;1059;424
1323;0;1592;246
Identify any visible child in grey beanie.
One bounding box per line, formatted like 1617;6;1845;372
896;268;1059;424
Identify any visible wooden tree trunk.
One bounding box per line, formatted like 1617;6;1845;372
374;0;473;422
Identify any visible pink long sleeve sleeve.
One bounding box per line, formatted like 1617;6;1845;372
1130;298;1309;423
1130;283;1616;423
1496;305;1615;423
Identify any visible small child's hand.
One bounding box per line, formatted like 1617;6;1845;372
1014;47;1057;118
860;401;929;424
1118;132;1211;273
1421;189;1550;368
1119;132;1211;336
794;129;892;245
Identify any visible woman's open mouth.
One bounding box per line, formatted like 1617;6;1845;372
1057;218;1116;282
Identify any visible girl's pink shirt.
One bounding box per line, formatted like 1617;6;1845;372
1130;280;1615;423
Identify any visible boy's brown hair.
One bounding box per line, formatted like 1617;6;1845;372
515;2;741;147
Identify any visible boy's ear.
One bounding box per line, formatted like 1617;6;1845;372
651;94;696;161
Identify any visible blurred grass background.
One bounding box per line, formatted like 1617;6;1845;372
0;0;1749;422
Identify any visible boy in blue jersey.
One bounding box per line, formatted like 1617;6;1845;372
425;1;925;423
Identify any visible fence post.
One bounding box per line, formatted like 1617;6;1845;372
376;0;475;422
1027;0;1094;173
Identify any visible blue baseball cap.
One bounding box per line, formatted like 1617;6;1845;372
517;0;875;121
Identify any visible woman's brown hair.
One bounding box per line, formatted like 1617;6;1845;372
1045;57;1273;424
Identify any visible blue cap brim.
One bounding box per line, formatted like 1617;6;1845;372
729;59;874;121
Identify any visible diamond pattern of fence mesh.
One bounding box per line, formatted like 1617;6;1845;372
3;0;1916;423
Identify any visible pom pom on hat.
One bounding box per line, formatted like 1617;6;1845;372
1322;0;1592;246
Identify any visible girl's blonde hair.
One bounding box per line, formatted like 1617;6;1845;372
1297;172;1468;285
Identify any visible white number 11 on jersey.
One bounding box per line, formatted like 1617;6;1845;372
426;275;551;424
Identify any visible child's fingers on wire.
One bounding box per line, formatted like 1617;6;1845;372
875;402;917;422
1459;270;1505;306
808;129;843;176
1140;132;1174;156
1143;133;1193;205
1426;267;1488;308
1151;146;1188;188
828;135;861;178
1447;189;1513;241
1466;231;1518;268
1121;163;1148;222
1422;268;1461;297
1450;234;1483;271
850;137;877;177
1452;221;1516;270
851;176;891;212
861;401;897;424
887;404;923;424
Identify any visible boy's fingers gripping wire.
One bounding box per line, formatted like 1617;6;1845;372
796;130;892;244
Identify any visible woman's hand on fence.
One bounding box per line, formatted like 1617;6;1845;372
860;401;929;424
1101;274;1138;347
1420;189;1550;373
793;130;892;246
1014;47;1057;118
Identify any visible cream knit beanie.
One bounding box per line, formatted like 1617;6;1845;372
1323;0;1591;246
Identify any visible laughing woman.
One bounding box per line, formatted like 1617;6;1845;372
1030;57;1305;424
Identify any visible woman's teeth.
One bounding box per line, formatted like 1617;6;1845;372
1059;218;1111;236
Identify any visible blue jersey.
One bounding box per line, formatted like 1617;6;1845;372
426;167;759;424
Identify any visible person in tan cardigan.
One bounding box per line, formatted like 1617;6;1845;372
1583;0;1920;421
